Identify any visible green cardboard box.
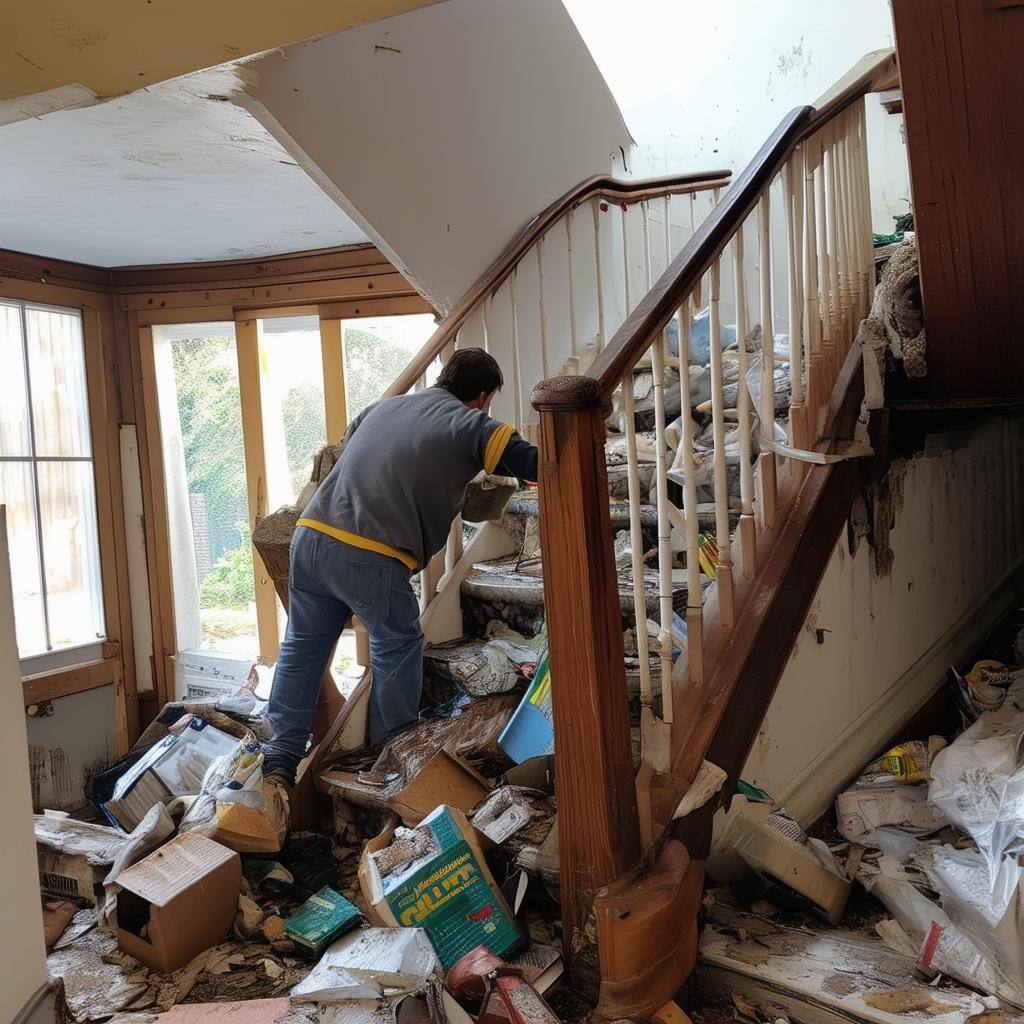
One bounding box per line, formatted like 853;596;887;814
359;805;525;969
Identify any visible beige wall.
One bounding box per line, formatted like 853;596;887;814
743;419;1024;825
241;0;633;313
0;511;48;1020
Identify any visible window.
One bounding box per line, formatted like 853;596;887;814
0;300;105;663
152;322;255;657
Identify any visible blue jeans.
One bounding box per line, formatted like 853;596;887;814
263;526;423;778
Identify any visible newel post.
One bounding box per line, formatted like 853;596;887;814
530;375;641;973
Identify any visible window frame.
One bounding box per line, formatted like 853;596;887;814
137;302;437;689
0;296;109;672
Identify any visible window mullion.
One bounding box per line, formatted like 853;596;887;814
18;299;52;653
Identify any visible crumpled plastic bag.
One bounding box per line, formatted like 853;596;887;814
178;739;288;854
929;675;1024;882
918;842;1024;1004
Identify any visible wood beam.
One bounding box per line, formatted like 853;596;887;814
319;318;349;442
235;317;282;664
23;656;120;706
135;323;177;707
890;0;1024;401
531;375;641;975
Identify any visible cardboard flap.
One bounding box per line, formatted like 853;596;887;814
116;832;237;908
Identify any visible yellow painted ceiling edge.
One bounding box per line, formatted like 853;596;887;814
0;0;447;101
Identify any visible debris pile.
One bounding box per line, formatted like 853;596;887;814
702;615;1024;1018
36;631;564;1024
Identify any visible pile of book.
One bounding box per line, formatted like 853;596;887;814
103;715;238;831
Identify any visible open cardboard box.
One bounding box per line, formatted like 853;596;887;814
320;749;493;827
114;832;242;973
358;805;524;969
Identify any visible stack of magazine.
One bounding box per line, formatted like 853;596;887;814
103;716;238;831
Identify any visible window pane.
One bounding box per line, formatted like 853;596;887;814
0;302;31;456
37;460;105;649
0;461;47;656
156;326;256;657
25;305;92;457
260;316;327;506
343;314;437;422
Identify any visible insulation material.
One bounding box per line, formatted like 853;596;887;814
470;786;554;850
462;475;518;523
290;927;439;1002
367;693;519;786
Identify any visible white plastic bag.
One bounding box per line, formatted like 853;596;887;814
929;677;1024;883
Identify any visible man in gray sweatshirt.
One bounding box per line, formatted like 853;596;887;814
263;348;538;784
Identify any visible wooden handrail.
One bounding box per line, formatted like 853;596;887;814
383;168;731;399
585;49;897;402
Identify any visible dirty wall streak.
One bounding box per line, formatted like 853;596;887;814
26;684;116;812
740;418;1024;826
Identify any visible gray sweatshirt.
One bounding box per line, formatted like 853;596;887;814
299;387;537;569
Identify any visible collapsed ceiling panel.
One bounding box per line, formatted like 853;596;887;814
0;69;369;267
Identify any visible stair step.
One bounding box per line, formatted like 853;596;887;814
459;555;692;638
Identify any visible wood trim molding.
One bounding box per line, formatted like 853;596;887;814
110;243;390;291
235;316;282;664
0;249;113;293
23;656;121;706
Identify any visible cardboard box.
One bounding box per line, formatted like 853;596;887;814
388;751;492;826
707;797;849;924
358;805;524;970
114;832;242;973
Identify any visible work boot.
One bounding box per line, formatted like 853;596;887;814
262;771;293;845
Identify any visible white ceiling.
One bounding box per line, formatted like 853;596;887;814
0;68;370;268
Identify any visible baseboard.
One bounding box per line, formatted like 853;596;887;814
770;557;1024;826
12;979;63;1024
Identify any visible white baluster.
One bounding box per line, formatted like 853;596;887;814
804;136;823;426
825;121;841;356
758;189;778;528
651;332;674;723
708;258;735;627
815;132;834;391
733;227;756;578
566;209;579;361
509;271;524;430
622;203;633;315
536;234;550;380
622;373;652;707
593;198;606;351
785;147;808;450
675;295;704;685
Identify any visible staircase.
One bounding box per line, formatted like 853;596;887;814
314;48;902;1012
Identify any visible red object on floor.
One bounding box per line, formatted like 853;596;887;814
446;945;561;1024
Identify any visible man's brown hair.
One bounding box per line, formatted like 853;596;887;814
436;348;504;401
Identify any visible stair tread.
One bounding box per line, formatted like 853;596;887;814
462;555;691;611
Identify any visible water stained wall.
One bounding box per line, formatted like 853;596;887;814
743;418;1024;825
26;684;116;812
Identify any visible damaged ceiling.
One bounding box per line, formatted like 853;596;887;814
0;68;370;267
0;0;446;120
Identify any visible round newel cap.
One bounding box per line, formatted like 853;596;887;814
530;374;601;412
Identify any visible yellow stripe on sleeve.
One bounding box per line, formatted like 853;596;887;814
483;422;516;475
